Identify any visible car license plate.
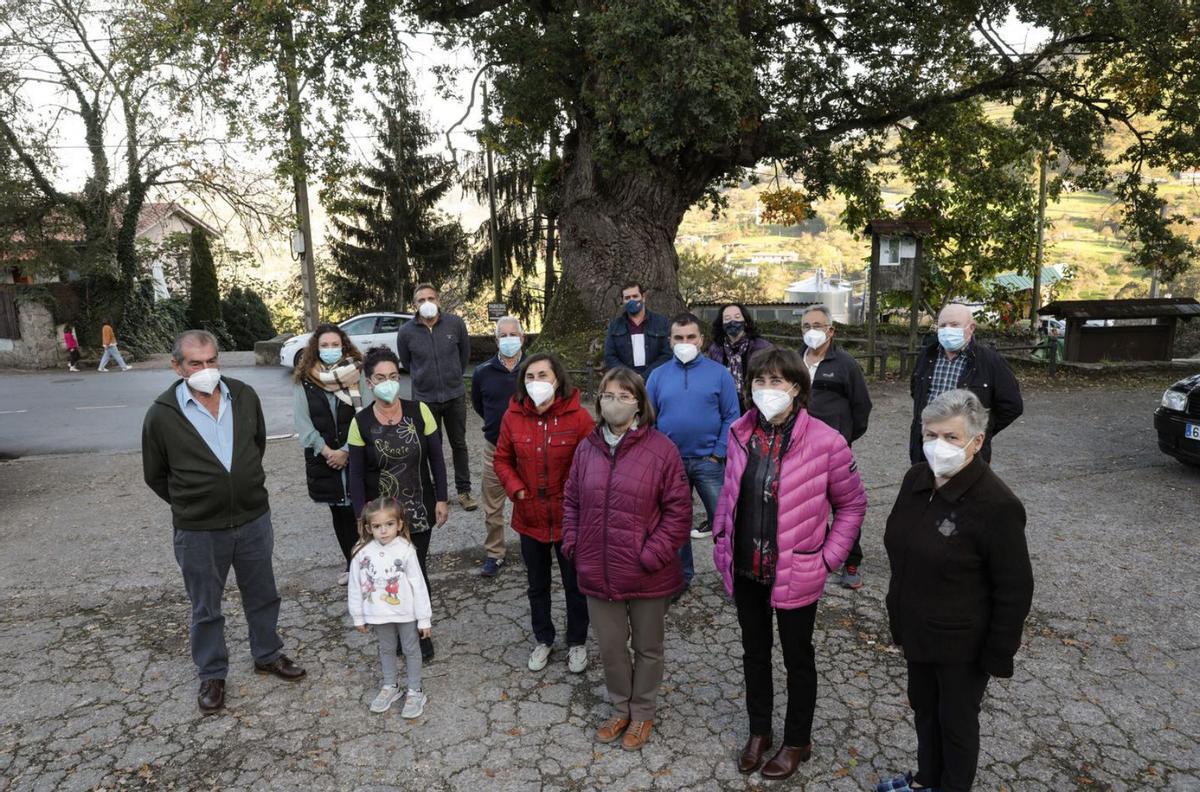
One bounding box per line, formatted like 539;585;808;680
1187;423;1200;441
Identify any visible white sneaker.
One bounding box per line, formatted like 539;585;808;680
567;645;588;674
98;367;108;372
401;689;427;719
528;643;552;671
68;365;78;372
369;684;402;713
121;365;133;371
337;571;349;586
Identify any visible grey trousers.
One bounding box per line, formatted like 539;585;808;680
374;622;422;691
173;511;284;680
587;596;669;721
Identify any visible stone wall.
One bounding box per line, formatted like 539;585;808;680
0;302;63;369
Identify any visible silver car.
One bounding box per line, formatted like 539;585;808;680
278;312;414;369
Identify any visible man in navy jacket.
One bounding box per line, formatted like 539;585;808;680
470;316;526;577
647;313;741;590
603;281;672;377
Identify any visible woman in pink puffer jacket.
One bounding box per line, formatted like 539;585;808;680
712;348;867;781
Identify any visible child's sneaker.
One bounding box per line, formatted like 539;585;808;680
528;643;552;671
369;684;402;713
841;565;864;590
401;689;427;719
567;645;588;673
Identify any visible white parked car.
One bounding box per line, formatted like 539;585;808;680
279;312;414;369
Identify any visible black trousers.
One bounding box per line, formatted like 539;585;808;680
426;395;471;495
329;505;358;567
846;531;864;568
906;661;990;792
520;534;589;647
734;576;818;746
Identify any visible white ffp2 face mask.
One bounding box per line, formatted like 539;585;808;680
187;367;221;395
673;343;699;364
525;380;555;406
751;388;793;421
418;301;439;319
803;329;827;350
923;437;975;477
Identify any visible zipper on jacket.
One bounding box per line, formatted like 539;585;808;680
601;447;618;600
425;324;445;402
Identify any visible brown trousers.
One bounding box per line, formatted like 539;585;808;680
481;442;508;559
587;596;669;721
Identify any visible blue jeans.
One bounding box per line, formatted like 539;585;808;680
678;456;724;585
98;344;127;369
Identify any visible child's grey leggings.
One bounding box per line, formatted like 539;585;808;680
373;622;422;691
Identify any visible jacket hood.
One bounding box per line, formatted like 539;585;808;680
506;387;584;419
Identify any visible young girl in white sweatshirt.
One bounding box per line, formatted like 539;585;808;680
348;497;432;716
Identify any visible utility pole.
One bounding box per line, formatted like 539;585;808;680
483;83;502;304
1030;150;1048;326
282;18;319;331
1150;203;1166;298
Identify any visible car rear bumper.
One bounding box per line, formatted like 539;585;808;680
1154;408;1200;464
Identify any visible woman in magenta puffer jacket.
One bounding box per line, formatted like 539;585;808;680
494;353;595;675
712;348;867;780
562;367;692;752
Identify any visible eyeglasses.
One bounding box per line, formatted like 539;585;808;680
370;374;401;384
801;323;829;331
600;393;638;404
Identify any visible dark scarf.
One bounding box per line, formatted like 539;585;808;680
735;409;799;584
722;335;752;393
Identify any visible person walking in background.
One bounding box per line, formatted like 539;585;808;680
707;303;772;411
396;284;477;512
292;323;373;587
563;367;691;751
142;330;306;715
63;324;81;372
348;346;449;662
646;312;740;583
602;281;672;377
348;497;432;718
97;318;132;371
493;353;595;674
799;304;873;590
470;316;526;578
909;303;1023;464
881;389;1033;792
712;348;866;780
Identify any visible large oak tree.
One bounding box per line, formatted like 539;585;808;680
406;0;1200;332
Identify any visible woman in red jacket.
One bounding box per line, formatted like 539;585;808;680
562;367;692;752
493;352;595;676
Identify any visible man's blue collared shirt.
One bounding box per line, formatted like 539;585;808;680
175;378;234;471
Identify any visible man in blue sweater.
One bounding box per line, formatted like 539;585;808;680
470;316;526;578
646;312;741;590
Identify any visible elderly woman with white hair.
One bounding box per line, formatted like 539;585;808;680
881;388;1034;792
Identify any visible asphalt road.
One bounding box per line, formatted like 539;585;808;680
0;355;412;458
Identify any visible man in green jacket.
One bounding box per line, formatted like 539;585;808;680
143;329;306;714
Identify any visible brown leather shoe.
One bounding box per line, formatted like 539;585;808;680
198;679;225;714
253;654;306;681
760;743;813;779
595;716;631;744
737;733;773;774
621;719;653;750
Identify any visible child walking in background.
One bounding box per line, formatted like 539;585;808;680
348;497;431;717
63;324;80;372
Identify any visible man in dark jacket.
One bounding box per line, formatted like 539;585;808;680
470;316;525;578
397;283;477;511
800;305;872;589
142;330;305;715
909;303;1023;464
602;281;672;377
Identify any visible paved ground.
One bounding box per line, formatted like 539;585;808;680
0;353;397;458
1;377;1198;790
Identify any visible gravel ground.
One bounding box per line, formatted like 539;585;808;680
0;378;1198;791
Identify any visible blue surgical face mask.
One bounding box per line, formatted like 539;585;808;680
938;327;966;352
373;380;400;404
625;299;644;315
319;347;343;365
497;336;522;358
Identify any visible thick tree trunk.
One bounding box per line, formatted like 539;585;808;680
542;128;696;336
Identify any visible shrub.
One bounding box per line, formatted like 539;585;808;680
187;229;222;328
221;286;277;350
